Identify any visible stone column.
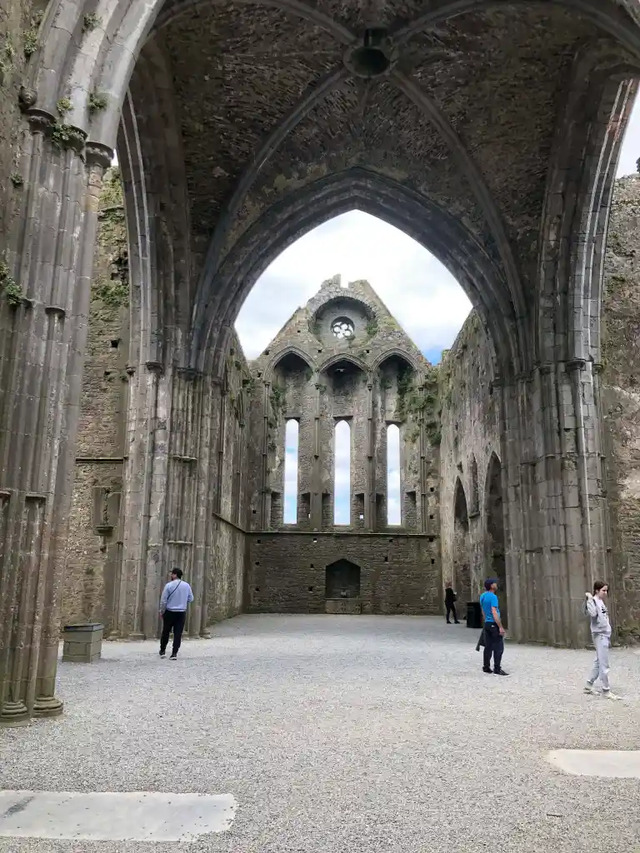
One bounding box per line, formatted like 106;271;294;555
0;112;111;724
310;376;323;530
501;358;608;647
418;382;428;534
258;382;268;528
191;377;217;637
140;364;172;639
114;360;166;638
365;378;375;531
165;368;201;638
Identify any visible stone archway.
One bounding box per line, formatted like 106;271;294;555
453;479;471;608
325;559;361;614
485;453;507;627
1;0;639;723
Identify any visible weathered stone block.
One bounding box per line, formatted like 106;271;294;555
325;598;362;615
62;623;104;663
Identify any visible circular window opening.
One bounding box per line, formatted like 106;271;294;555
331;317;355;340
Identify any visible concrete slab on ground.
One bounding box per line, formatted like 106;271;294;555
548;750;640;778
0;791;236;840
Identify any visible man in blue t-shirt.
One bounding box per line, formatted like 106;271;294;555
479;578;508;676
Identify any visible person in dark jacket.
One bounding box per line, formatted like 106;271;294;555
444;581;460;624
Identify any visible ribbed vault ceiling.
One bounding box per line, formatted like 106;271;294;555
132;0;638;328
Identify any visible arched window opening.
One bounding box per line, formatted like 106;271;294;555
334;420;351;525
453;479;471;605
485;453;507;626
283;419;299;524
616;88;640;179
234;211;471;364
325;559;360;599
470;456;479;514
387;424;401;525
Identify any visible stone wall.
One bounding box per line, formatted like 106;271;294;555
207;515;247;623
0;0;36;259
438;312;503;615
601;174;640;639
247;532;440;614
248;276;439;534
63;167;128;630
438;175;640;637
63;168;252;634
62;171;640;638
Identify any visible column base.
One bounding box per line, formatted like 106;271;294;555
33;695;64;718
0;700;29;727
128;632;145;641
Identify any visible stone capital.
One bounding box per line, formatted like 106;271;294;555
85;141;114;169
25;108;55;134
177;367;201;382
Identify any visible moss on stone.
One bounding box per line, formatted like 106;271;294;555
82;13;101;32
88;91;108;114
92;167;128;312
56;97;72;116
0;257;23;307
49;122;84;150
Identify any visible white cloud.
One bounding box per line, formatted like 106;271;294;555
334;421;351;525
235;211;471;362
237;94;640;365
617;93;640;178
387;424;401;525
283;420;299;523
251;91;640;530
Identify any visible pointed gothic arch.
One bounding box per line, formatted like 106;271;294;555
453;478;471;606
485;452;507;626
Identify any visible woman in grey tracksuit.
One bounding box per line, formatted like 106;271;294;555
584;581;620;700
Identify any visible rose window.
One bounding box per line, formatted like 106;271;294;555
331;317;355;339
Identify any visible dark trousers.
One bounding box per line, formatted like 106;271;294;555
483;623;504;671
160;610;186;656
445;603;458;623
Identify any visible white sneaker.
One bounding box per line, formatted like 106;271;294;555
603;691;621;701
584;684;597;694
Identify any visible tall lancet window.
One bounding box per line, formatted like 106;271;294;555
334;420;351;525
283;419;299;524
387;423;401;525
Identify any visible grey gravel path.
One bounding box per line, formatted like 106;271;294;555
1;615;639;853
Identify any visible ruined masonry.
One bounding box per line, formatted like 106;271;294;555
2;0;640;724
65;169;640;642
68;239;443;626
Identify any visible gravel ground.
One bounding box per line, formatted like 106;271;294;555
1;614;639;853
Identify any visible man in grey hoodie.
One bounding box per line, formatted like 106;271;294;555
583;581;620;700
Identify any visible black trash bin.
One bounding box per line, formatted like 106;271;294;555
466;601;483;629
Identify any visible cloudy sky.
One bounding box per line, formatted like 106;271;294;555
246;97;640;526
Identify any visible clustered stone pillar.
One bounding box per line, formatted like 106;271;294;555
310;375;323;530
109;359;217;640
0;110;112;724
501;359;608;647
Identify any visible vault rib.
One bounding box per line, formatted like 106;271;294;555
192;66;348;319
393;0;640;59
153;0;356;43
391;69;528;368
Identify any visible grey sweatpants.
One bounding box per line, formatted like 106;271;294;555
587;633;611;691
